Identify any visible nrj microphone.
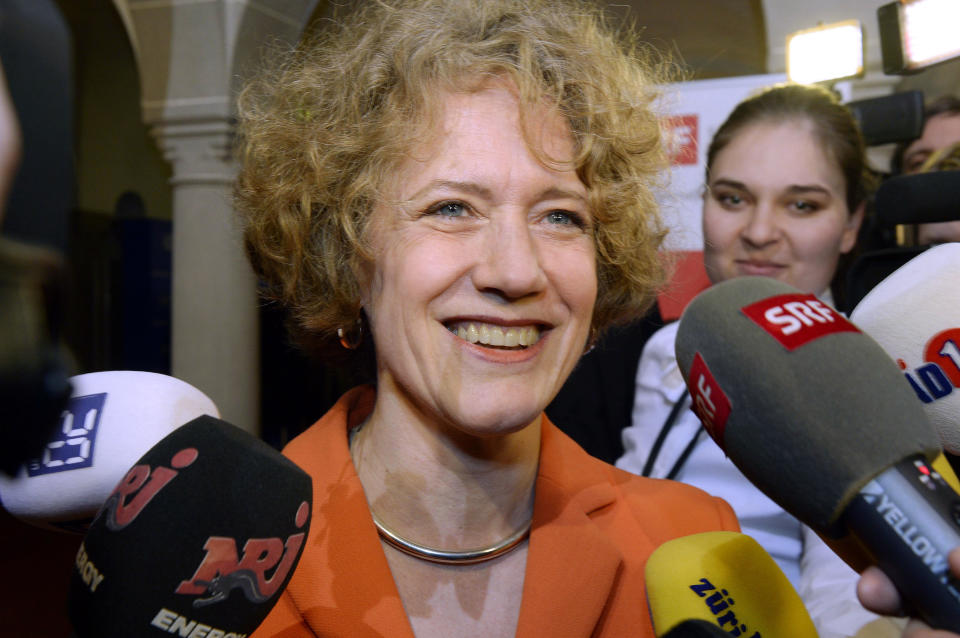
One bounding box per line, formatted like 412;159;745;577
850;243;960;454
69;415;312;638
0;371;219;532
645;531;817;637
675;276;960;630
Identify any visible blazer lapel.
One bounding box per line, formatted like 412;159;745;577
283;387;416;638
515;418;625;637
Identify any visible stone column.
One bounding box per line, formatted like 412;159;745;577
112;0;322;434
152;119;259;433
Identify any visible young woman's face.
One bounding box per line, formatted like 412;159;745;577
702;120;863;295
361;81;597;436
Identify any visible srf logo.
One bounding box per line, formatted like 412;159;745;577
175;501;310;607
741;294;859;351
662;114;698;166
688;353;732;448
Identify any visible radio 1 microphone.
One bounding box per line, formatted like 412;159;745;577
874;172;960;227
645;531;818;637
0;370;219;532
674;276;960;630
68;415;312;638
850;243;960;454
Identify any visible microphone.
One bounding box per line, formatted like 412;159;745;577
645;531;818;637
0;371;219;533
0;0;75;477
874;172;960;227
68;414;311;638
659;619;733;637
674;276;960;630
850;243;960;454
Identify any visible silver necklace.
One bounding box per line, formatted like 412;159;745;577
350;423;533;565
372;512;532;565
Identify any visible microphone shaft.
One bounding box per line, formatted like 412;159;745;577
842;455;960;628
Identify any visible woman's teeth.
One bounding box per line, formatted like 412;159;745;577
448;322;541;348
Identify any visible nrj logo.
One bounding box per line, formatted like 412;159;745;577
100;447;198;531
175;501;310;607
899;328;960;404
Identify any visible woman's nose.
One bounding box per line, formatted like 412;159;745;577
740;202;780;248
471;216;547;300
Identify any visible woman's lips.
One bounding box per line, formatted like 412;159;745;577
735;260;786;277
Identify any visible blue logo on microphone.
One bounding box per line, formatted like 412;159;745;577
901;329;960;404
27;393;107;476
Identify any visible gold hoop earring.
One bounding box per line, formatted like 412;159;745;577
337;318;363;350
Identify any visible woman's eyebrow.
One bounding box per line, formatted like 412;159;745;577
785;184;832;196
536;186;588;204
408;179;494;201
407;181;588;204
709;178;748;191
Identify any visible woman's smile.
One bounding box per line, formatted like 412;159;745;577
445;321;543;348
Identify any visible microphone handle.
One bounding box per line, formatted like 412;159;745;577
660;619;731;637
842;455;960;630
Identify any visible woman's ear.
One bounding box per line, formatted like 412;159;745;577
840;201;866;254
355;258;374;311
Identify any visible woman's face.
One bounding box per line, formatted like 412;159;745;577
361;82;596;436
702;120;863;295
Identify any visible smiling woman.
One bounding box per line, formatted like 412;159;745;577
233;1;743;637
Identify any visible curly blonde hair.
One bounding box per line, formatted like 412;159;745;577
235;0;671;356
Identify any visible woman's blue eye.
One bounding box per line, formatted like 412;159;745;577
436;202;465;217
547;210;582;226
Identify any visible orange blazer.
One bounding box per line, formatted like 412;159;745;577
253;387;738;638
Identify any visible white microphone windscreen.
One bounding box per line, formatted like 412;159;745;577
0;371;219;531
851;243;960;453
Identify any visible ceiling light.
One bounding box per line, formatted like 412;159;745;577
787;20;865;85
878;0;960;74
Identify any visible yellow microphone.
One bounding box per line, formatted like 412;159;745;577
645;531;818;637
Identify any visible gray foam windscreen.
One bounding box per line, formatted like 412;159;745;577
675;277;940;534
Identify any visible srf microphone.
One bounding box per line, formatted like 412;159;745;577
674;276;960;630
850;243;960;454
68;415;311;638
645;531;818;637
0;370;219;533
